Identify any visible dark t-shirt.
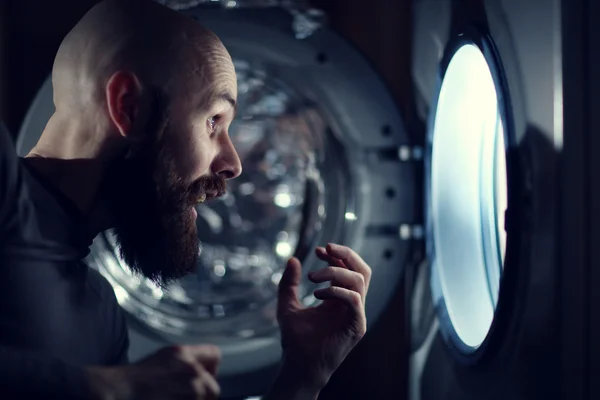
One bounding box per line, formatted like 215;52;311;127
0;125;129;398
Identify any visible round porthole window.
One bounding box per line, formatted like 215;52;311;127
427;41;509;354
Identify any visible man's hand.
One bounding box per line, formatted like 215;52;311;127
274;243;372;393
87;345;221;400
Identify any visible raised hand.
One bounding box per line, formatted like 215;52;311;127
275;243;372;391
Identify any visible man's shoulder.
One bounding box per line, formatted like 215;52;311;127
86;266;121;305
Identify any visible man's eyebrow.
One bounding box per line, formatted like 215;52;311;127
220;92;236;108
211;91;237;117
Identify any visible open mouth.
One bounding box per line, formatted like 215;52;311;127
196;191;222;204
196;191;225;204
192;191;223;219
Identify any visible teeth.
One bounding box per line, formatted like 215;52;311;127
197;193;207;204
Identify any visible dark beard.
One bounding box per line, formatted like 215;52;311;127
105;89;226;287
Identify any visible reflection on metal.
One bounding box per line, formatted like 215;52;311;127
345;212;357;221
90;60;352;340
153;0;325;39
289;8;326;39
154;0;309;11
399;224;424;240
398;146;424;162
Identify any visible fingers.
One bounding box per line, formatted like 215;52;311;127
188;345;221;376
191;365;221;400
315;247;346;269
314;286;361;308
171;362;221;399
324;243;372;293
313;286;367;336
308;266;365;299
137;345;223;400
277;257;303;315
177;346;221;399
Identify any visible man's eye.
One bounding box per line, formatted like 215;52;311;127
208;115;221;132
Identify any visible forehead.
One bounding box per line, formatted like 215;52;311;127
179;48;238;109
207;63;238;99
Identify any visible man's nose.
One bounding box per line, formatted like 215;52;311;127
211;133;242;180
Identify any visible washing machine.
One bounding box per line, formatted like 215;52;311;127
408;0;600;399
17;1;415;399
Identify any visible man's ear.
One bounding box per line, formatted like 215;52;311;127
106;71;143;138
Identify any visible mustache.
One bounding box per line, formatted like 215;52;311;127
187;174;228;203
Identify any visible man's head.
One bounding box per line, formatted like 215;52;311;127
41;0;242;286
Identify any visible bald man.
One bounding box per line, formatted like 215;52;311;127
0;0;372;399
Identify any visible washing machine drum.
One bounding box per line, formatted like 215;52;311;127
410;0;561;399
18;6;413;399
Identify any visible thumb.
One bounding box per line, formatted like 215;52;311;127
278;257;303;315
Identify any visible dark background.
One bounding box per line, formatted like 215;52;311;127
0;1;415;398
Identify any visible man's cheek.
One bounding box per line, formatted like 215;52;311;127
183;146;214;184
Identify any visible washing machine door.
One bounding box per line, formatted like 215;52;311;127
409;0;565;399
17;4;415;399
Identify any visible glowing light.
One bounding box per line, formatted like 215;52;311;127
274;193;292;208
214;264;226;277
275;242;293;258
345;212;357;221
430;43;507;350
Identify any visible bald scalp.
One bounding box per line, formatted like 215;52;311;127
52;0;228;111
